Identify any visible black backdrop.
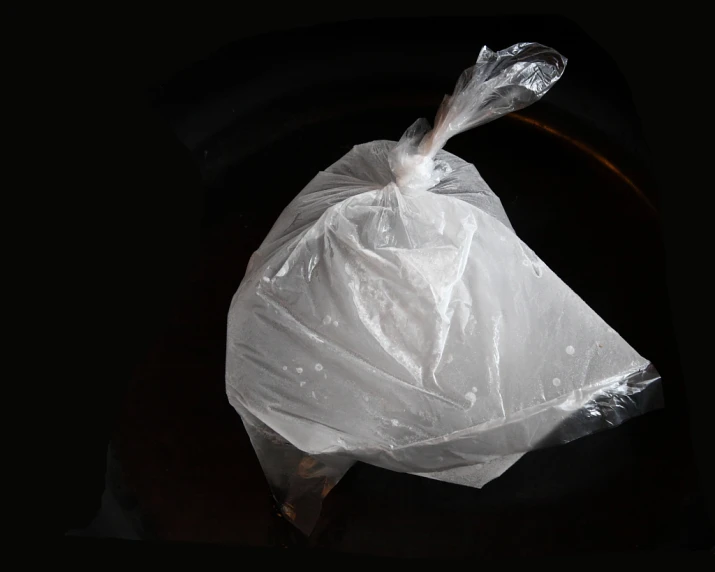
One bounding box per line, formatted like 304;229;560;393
58;9;713;558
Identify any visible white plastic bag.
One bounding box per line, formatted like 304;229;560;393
226;43;662;533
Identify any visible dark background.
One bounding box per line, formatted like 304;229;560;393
55;6;713;557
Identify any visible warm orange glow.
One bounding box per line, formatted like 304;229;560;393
510;114;657;215
282;502;297;522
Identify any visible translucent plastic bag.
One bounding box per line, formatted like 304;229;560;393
226;42;662;534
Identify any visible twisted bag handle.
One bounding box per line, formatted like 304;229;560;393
389;42;567;193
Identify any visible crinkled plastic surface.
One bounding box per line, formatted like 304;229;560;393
226;43;662;534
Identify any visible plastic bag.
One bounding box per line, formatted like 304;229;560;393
226;43;663;534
